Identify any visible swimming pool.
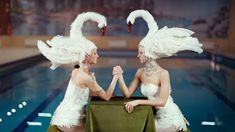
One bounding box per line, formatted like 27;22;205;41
0;55;235;132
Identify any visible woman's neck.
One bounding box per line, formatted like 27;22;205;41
144;59;159;76
80;63;91;74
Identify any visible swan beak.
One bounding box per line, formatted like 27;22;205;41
128;22;132;33
101;26;106;36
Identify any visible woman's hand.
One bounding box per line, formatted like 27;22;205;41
112;65;123;77
124;100;139;113
112;67;118;75
116;65;123;75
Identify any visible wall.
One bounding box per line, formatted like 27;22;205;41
0;36;142;50
228;0;235;52
0;0;10;35
0;0;234;55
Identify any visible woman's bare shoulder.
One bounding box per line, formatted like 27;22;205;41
160;68;169;73
71;69;92;88
159;68;170;79
71;68;79;75
136;67;144;74
71;69;90;80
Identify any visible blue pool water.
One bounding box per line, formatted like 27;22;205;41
0;58;235;132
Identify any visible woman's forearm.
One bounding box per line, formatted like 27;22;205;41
137;99;166;107
118;75;131;98
105;76;118;100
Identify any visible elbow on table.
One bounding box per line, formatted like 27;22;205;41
154;100;167;107
124;94;131;98
103;96;111;101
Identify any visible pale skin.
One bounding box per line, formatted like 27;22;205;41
71;48;118;101
113;46;170;113
57;48;118;132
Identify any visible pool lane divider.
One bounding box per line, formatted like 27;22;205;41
38;113;52;117
27;121;42;126
12;79;69;131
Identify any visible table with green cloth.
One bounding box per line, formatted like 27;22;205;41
85;97;156;132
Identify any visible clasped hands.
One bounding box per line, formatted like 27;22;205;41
112;65;139;113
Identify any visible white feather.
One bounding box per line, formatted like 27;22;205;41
70;12;107;39
127;9;203;59
37;12;107;70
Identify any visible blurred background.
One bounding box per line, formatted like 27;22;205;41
0;0;235;132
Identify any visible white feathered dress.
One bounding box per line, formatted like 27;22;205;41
141;83;189;131
50;79;90;127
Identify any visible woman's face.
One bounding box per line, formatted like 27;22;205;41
85;48;99;64
137;46;146;64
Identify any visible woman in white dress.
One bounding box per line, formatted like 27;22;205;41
49;48;118;132
37;12;118;132
113;9;203;132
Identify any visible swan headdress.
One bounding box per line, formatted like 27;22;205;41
127;9;203;59
37;12;107;70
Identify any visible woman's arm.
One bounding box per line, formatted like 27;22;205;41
139;70;170;106
117;67;141;98
86;73;118;101
125;70;170;113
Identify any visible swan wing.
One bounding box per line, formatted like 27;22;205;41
37;40;85;70
141;27;203;58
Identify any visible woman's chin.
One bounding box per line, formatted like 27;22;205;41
89;61;96;65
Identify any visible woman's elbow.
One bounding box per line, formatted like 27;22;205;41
98;94;111;101
124;93;131;98
103;96;111;101
154;100;167;107
159;102;166;107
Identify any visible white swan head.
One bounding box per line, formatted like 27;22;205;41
127;9;158;33
127;9;149;25
70;12;107;56
87;12;107;36
70;12;107;37
127;9;159;59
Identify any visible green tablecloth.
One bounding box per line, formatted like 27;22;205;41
85;97;156;132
